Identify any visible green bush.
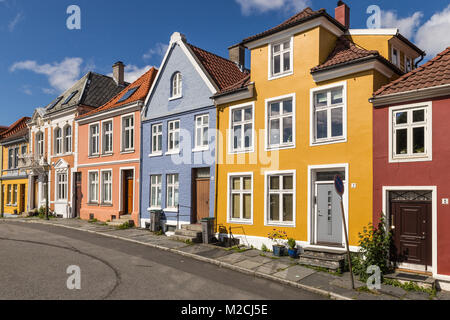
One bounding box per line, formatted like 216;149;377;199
287;238;297;249
261;244;269;252
352;217;393;282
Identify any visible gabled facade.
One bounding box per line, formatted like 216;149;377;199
0;117;31;215
212;2;416;251
76;67;157;226
140;32;248;232
27;66;128;218
371;47;450;288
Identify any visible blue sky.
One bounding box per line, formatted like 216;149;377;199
0;0;449;125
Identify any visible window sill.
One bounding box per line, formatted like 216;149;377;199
389;155;432;163
265;222;295;228
268;71;293;81
101;153;114;157
266;144;295;151
311;138;347;147
228;219;253;225
169;95;182;101
165;150;180;156
149;152;163;158
163;208;179;213
147;207;162;212
87;202;99;206
228;148;254;155
121;150;135;155
192;147;209;153
89;154;100;159
100;203;113;207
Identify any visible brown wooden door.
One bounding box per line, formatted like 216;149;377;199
194;178;210;223
34;179;39;209
126;178;133;215
391;201;432;266
74;173;82;218
19;185;25;213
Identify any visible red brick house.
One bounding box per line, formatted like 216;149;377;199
371;47;450;290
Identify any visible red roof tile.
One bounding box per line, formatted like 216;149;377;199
187;43;249;91
241;7;345;45
213;74;252;97
0;117;30;143
373;47;450;97
77;67;158;120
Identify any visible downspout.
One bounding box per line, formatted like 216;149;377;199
214;105;220;234
139;109;144;228
415;52;425;69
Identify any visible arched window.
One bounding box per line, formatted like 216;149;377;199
55;128;62;155
171;72;182;98
64;125;72;153
36;131;44;157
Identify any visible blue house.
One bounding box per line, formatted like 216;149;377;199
140;32;248;233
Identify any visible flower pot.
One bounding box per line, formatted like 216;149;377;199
288;248;298;259
273;245;285;257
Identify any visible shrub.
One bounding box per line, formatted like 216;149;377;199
261;244;269;252
287;238;297;249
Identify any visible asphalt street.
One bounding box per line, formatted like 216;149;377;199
0;221;325;300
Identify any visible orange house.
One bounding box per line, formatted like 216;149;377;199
76;67;157;226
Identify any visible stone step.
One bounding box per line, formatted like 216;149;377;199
175;229;202;238
385;272;436;290
303;247;347;260
299;255;344;272
181;224;203;232
170;234;202;243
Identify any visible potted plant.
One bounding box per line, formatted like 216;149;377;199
268;229;288;257
287;238;299;258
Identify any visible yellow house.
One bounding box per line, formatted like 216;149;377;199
0;117;31;215
212;3;423;253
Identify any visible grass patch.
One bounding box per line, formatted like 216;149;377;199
88;218;98;223
357;286;379;295
383;278;436;299
300;264;342;277
116;221;133;230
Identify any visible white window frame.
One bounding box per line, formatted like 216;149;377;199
268;37;294;80
389;102;433;163
102;120;114;155
228;102;255;154
150;175;162;209
391;46;400;67
264;170;296;227
36;131;45;158
6;185;12;205
151;123;163;156
170;72;182;100
56;172;68;201
310;81;348;146
100;170;113;204
265;93;296;151
405;56;413;73
194;114;210;151
54;127;63;155
88;170;99;204
89;123;100;156
167;120;180;154
166;174;179;210
12;185;17;206
63;125;72;154
121;114;135;153
227;172;254;225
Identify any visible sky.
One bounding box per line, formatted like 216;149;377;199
0;0;449;125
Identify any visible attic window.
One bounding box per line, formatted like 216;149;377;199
62;91;78;105
118;87;139;103
171;72;182;99
48;97;63;110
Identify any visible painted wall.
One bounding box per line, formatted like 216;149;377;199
373;95;450;276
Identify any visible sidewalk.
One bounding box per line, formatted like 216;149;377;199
2;217;449;301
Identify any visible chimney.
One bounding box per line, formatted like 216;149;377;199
335;1;350;29
112;61;125;86
229;44;245;69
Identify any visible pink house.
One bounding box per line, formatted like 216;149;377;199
75;65;157;226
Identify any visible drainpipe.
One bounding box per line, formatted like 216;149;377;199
415;52;425;69
213;106;220;234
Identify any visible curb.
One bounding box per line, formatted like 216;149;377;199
6;219;352;301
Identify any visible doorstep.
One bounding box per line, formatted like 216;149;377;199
385;271;436;290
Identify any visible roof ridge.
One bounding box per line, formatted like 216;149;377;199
187;42;237;66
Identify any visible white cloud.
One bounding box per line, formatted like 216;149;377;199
10;57;84;93
381;10;423;39
143;43;168;61
20;85;32;96
235;0;310;15
8;12;23;32
415;4;450;58
108;64;152;83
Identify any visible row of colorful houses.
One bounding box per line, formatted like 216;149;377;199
1;2;449;289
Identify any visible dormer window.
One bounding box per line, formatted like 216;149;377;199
171;72;182;99
269;38;293;79
405;57;413;73
392;47;400;67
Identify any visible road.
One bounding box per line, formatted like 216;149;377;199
0;221;325;300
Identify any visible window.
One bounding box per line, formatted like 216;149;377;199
270;39;292;78
231;105;253;153
21;145;27;155
7;185;11;205
64;125;72;153
55;128;63;155
312;84;346;144
391;103;432;161
167;120;180;152
151;124;163;154
62;91;78;105
88;172;99;203
195;114;209;149
166;174;179;209
103;121;113;154
229;175;253;223
267;96;294;149
392;47;399;66
405;57;413;72
13;185;17;205
171;72;182;98
267;173;295;226
90;124;100;156
57;173;68;200
118;87;139;103
36;132;44;157
150;175;162;208
122;116;134;151
101;171;112;204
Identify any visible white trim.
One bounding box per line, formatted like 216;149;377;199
307;163;349;248
388;101;433;163
150;122;163;155
346;28;398;36
391;45;400;68
312;60;395;83
264;170;297;228
228;102;255;155
265;93;296;151
88;122;100;157
101;118;114;155
382;186;438;278
77;158;140;168
87;169;99;204
119;167;136;214
120;113;135;153
310;81;348;146
268;36;294;81
370;84;450;107
77;102;141;125
194;114;210;150
167;119;180;154
227;172;254;225
100;169;113;205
